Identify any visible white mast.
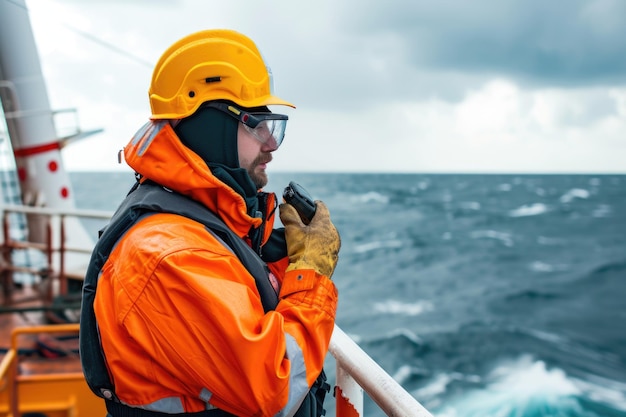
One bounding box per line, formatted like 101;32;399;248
0;0;97;274
0;0;76;209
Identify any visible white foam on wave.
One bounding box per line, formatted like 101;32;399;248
385;327;423;345
373;299;434;316
413;372;482;411
420;372;483;395
350;191;389;204
353;239;403;254
525;328;568;345
489;355;579;395
415;372;454;398
392;364;420;385
435;355;626;417
509;203;549;217
560;188;590;203
537;236;566;245
435;356;580;416
416;180;430;191
576;374;626;412
470;230;514;247
529;261;569;273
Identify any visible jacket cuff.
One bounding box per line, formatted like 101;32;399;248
279;269;338;318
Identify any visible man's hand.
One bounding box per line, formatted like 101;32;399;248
279;201;340;278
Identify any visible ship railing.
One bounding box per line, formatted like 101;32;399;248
0;204;433;417
0;323;107;416
0;204;112;303
330;325;432;416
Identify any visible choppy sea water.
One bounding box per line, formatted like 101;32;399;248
71;172;626;417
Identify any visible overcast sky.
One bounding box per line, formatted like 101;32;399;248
23;0;626;173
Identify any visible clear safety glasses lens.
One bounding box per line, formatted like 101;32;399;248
204;102;288;149
242;116;287;148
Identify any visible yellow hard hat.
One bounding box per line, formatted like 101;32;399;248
149;29;294;119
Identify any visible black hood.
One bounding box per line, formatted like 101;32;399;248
174;104;239;168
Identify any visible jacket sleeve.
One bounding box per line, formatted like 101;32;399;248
96;214;337;416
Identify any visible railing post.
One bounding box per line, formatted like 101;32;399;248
46;215;54;301
335;363;363;416
1;210;15;301
59;214;67;296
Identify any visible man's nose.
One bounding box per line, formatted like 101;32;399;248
261;136;279;152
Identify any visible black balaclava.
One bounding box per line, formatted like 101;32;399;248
174;104;239;168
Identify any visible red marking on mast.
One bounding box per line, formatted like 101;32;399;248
48;160;58;172
17;167;27;181
13;141;61;157
60;187;69;199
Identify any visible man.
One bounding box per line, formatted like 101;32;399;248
80;29;341;417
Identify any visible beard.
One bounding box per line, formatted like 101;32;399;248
246;153;272;189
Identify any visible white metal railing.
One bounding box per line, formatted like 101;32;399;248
0;204;433;417
330;325;433;416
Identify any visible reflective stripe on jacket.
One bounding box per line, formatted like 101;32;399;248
93;121;338;416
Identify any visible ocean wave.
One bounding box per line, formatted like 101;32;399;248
592;204;612;218
385;327;424;345
560;188;591;203
415;373;454;402
373;299;434;316
584;259;626;283
470;230;514;247
528;261;570;273
591;259;626;274
509;203;550;217
458;201;481;211
357;327;427;379
524;328;569;345
575;374;626;412
537;236;567;245
417;180;430;191
353;239;403;254
363;327;424;348
520;327;623;373
392;364;427;386
349;191;389;204
504;290;559;301
413;372;482;402
490;356;575;391
433;355;624;417
589;178;602;187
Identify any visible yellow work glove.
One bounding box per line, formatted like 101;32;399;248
279;201;341;278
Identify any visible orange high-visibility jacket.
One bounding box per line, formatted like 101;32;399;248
93;121;338;416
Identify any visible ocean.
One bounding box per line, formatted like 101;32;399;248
70;171;626;417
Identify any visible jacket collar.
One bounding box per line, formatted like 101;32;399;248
123;120;265;238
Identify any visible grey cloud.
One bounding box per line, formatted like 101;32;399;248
338;0;626;87
553;89;623;127
59;0;179;3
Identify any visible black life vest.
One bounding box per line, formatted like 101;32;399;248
79;182;329;417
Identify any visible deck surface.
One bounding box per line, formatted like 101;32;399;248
1;284;81;374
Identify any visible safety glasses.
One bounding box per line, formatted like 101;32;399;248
204;102;288;149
